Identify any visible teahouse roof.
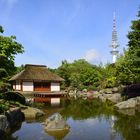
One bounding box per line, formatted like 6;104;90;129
10;64;64;82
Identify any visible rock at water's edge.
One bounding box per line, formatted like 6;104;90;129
44;113;70;131
0;115;9;132
21;107;45;119
107;93;122;104
114;98;137;109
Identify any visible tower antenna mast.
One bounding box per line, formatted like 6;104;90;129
110;12;119;63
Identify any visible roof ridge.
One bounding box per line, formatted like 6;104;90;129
9;64;64;81
25;64;46;68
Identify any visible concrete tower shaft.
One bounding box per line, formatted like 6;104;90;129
110;13;119;63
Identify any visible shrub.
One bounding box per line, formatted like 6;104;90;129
122;83;140;98
0;81;11;92
105;77;117;88
0;104;9;113
0;93;4;99
3;91;25;104
87;85;98;91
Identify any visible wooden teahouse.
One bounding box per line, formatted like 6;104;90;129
10;64;64;92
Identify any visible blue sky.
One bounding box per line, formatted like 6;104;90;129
0;0;139;68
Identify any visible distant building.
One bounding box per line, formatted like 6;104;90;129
10;64;64;92
110;13;119;63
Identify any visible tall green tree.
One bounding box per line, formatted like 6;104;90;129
126;8;140;82
0;26;24;61
56;59;102;90
115;8;140;84
0;26;24;90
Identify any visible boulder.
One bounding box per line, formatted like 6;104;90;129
105;88;113;94
82;89;88;92
45;113;69;131
103;94;112;99
5;107;24;127
112;87;119;93
114;98;137;109
107;93;122;104
99;88;112;94
98;94;106;102
45;119;67;130
21;107;45;119
93;91;100;98
136;97;140;106
76;91;87;99
99;89;105;94
0;115;9;132
0;108;24;133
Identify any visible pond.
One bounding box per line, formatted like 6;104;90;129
6;99;140;140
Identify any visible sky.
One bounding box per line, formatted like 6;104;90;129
0;0;139;68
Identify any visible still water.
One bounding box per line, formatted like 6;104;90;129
8;99;140;140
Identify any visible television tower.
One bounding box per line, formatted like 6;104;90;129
110;13;119;63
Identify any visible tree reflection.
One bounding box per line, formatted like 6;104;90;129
60;99;114;120
60;99;140;140
113;111;140;140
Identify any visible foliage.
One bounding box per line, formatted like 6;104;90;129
115;8;140;84
105;76;117;88
0;104;9;113
0;81;11;92
0;26;24;91
2;91;26;105
0;92;4;99
0;25;4;33
122;83;140;98
114;112;140;140
0;31;24;61
56;59;102;90
99;63;117;89
16;64;25;73
56;60;71;87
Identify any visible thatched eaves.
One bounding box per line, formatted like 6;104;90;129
10;64;64;82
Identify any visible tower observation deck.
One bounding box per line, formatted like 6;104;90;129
110;13;119;63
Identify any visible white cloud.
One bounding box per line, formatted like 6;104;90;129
83;49;99;62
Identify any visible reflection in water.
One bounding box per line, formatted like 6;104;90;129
109;115;118;140
114;111;140;140
60;99;114;120
7;99;140;140
51;98;61;107
44;113;70;140
45;128;70;140
117;108;136;116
